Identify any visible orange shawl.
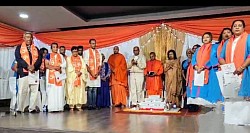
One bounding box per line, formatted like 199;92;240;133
48;53;62;86
20;42;38;72
89;49;101;80
186;63;194;88
225;32;248;69
217;40;225;58
71;56;82;87
189;43;212;86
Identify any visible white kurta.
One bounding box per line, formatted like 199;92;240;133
127;54;146;105
46;54;66;112
83;48;102;87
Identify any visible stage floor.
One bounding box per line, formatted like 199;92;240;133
0;107;250;133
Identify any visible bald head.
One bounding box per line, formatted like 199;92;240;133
113;46;119;54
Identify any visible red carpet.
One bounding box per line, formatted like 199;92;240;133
115;108;201;117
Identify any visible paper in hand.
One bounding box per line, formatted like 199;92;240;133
28;71;39;84
55;71;67;82
194;70;205;86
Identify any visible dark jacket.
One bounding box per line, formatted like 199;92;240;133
15;45;43;78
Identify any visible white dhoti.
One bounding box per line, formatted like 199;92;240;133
129;72;145;105
17;76;39;112
47;84;64;112
46;53;66;112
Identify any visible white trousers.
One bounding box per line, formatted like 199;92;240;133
39;77;47;107
9;77;17;110
129;73;145;105
17;76;39;112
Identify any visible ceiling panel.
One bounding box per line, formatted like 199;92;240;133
0;6;249;33
64;6;205;19
0;6;84;32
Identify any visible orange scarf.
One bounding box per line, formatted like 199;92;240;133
89;49;100;80
71;56;82;87
196;43;212;84
20;42;38;72
225;32;248;70
48;53;62;86
217;40;225;58
188;43;212;86
186;62;194;88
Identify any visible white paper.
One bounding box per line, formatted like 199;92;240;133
54;71;67;82
220;63;241;91
220;63;241;85
224;84;239;98
217;71;239;98
28;71;39;84
216;71;226;95
194;70;205;86
220;63;236;73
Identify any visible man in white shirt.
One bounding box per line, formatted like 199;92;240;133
83;39;102;110
127;46;146;107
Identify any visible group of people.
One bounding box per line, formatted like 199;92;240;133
182;19;250;109
11;35;114;113
9;19;250;114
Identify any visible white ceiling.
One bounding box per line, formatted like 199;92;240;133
0;6;249;33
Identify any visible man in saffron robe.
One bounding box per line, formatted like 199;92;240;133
144;52;163;97
45;43;66;112
108;46;128;107
15;32;42;113
219;20;250;100
66;46;88;110
83;39;102;110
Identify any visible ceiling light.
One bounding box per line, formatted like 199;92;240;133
19;13;29;19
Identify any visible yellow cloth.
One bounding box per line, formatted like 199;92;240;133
66;55;88;106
